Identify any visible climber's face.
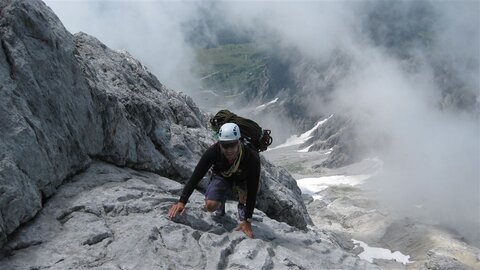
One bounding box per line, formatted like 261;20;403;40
220;140;239;161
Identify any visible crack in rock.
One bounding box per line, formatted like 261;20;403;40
261;247;276;270
217;237;246;270
10;240;43;251
82;232;113;246
116;193;143;202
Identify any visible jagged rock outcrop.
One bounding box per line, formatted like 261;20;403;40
73;32;210;179
0;162;376;270
0;0;311;249
257;156;312;227
298;115;385;168
302;115;358;168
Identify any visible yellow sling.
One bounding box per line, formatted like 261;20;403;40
221;143;244;178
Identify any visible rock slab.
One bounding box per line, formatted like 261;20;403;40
0;162;376;270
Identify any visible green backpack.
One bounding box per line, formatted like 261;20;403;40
210;110;273;152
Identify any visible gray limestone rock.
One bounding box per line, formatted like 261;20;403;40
0;0;205;248
0;0;97;246
303;115;358;168
0;0;209;247
0;0;312;248
0;162;377;270
424;251;477;270
73;32;211;178
257;156;313;229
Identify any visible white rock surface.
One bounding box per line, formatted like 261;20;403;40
0;162;377;270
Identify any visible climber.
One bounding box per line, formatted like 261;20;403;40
168;123;261;239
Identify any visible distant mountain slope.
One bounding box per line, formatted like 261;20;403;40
189;1;478;168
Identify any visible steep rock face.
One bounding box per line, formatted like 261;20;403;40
0;0;98;245
0;0;209;248
73;32;210;179
302;115;358;168
298;114;385;168
0;0;311;248
257;156;312;227
0;162;376;270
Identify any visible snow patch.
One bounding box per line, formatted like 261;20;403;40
256;98;279;109
297;144;313;153
201;89;220;97
296;174;370;199
352;239;411;265
200;71;220;80
269;115;333;150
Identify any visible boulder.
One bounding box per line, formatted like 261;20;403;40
257;156;313;228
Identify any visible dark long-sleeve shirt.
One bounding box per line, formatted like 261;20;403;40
179;142;261;219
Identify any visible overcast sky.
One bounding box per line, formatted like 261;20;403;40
43;0;479;245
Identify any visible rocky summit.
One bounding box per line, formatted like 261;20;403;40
0;0;356;269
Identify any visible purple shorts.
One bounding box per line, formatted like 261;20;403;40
205;175;246;202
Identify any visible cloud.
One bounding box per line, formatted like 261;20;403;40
218;1;358;60
332;44;479;245
217;0;480;245
44;0;201;92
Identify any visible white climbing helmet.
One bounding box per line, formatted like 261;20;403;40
218;123;241;141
